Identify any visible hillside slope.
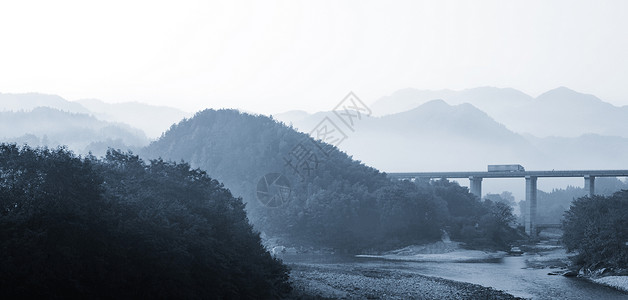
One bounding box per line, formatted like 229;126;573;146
142;109;521;250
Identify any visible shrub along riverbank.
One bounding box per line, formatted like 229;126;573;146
563;190;628;277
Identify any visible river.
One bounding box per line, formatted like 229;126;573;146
284;250;628;299
358;255;626;299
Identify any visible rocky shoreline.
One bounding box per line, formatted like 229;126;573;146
285;262;523;299
522;237;628;294
275;230;628;298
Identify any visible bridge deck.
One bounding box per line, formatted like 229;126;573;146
387;170;628;179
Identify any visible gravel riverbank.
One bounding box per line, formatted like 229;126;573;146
593;276;628;293
285;262;523;299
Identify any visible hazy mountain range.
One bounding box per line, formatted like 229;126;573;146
369;86;628;138
76;99;190;138
273;86;628;201
0;92;190;140
275;87;628;172
0;107;148;155
2;87;627;197
0;93;91;114
271;88;628;199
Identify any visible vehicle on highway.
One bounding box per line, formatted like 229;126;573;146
488;164;525;172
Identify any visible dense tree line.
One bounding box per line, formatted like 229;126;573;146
143;109;521;251
0;144;290;299
563;191;628;271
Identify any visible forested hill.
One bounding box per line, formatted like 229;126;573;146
141;109;391;247
0;145;290;298
142;109;521;250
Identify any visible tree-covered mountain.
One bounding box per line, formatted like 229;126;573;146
142;109;392;248
0;144;290;298
142;109;521;250
0;107;148;155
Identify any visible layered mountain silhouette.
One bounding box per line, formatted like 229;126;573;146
3;87;627;182
76;99;190;139
506;87;628;137
0;107;148;155
276;91;628;173
0;92;190;140
370;87;532;119
276;100;533;172
369;86;628;138
0;92;90;114
0;92;192;155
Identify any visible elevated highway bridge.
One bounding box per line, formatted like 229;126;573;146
387;169;628;239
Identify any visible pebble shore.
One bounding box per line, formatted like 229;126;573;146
286;262;524;299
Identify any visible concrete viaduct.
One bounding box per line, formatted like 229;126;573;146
387;169;628;239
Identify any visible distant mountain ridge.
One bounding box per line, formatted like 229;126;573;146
0;92;190;139
509;87;628;137
369;87;533;118
0;92;189;155
276;95;628;174
276;100;536;173
77;99;191;139
0;92;90;114
368;86;628;138
3;88;627;195
0;107;148;155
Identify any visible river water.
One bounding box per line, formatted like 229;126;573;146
361;254;627;299
285;251;628;299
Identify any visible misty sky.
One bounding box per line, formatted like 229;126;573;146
1;0;627;114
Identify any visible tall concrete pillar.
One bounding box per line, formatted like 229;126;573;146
584;175;596;196
525;176;538;239
469;176;482;199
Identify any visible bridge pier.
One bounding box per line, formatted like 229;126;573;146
584;175;595;196
469;176;482;198
525;176;538;239
387;169;628;241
